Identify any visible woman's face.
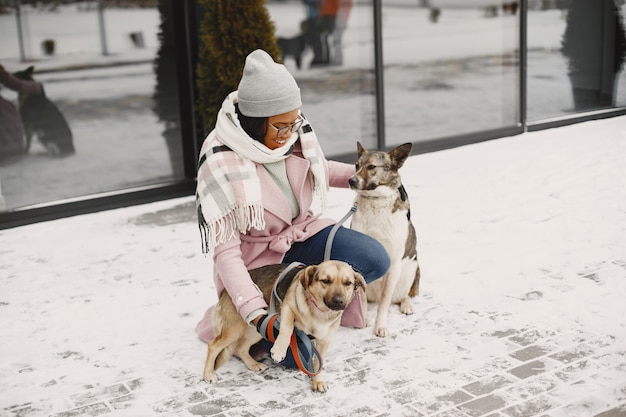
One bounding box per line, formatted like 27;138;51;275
264;109;302;150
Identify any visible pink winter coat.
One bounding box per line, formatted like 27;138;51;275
211;147;355;321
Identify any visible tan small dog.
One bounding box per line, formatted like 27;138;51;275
203;260;366;392
349;142;421;337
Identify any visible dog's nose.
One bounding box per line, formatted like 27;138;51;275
326;296;346;311
348;177;357;188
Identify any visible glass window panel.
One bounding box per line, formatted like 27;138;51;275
382;1;521;146
267;0;377;156
0;2;184;212
527;1;626;122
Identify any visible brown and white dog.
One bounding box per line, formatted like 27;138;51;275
202;260;365;392
348;142;421;337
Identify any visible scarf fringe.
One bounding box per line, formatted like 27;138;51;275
198;201;265;253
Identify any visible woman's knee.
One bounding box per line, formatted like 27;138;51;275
363;242;390;282
334;228;390;282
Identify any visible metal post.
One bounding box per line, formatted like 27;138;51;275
373;0;385;149
14;0;26;62
520;0;527;130
97;0;109;55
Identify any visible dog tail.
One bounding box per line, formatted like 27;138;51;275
409;264;421;297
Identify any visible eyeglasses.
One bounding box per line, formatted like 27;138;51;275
268;115;304;137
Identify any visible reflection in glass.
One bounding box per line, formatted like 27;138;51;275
382;1;520;146
561;0;626;111
0;2;183;212
527;1;626;122
267;0;377;156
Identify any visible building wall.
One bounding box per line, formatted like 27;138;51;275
0;0;625;227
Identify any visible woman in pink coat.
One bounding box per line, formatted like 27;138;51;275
195;50;389;362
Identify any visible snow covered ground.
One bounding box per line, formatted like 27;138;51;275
1;115;625;417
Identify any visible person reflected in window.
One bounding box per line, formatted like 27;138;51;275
0;64;43;164
330;0;353;66
561;0;626;110
302;0;325;65
194;50;389;363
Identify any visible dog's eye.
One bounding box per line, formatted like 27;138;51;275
344;281;353;287
367;165;376;170
321;279;331;285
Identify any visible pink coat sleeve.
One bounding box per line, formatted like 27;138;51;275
327;159;355;188
212;234;269;320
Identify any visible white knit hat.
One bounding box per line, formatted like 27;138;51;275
237;49;302;117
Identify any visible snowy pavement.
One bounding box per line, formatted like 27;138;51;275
1;115;626;417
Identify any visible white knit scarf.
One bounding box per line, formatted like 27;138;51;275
196;91;329;253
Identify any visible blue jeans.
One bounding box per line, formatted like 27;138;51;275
283;224;390;283
261;224;389;368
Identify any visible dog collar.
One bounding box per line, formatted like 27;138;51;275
306;291;328;313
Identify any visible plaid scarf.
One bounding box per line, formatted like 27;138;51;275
196;92;329;253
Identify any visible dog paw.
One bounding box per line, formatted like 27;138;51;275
400;298;414;315
203;370;218;384
311;379;329;393
270;344;288;363
249;362;268;373
374;326;389;338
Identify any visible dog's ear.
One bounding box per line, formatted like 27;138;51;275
353;271;367;291
389;143;412;169
356;141;367;158
300;265;317;289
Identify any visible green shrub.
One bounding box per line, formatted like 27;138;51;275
196;0;281;135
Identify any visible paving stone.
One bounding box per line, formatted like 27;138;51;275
594;404;626;417
153;391;211;413
484;329;519;339
109;394;134;410
507;359;557;380
70;383;130;407
548;396;608;417
549;343;595;364
509;344;557;362
3;404;48;417
588;335;619;350
457;393;510;417
467;358;520;380
509;329;558;347
419;390;476;414
547;331;594;349
431;407;473;417
505;374;560;400
49;402;111;417
500;395;560;417
553;358;602;382
387;385;423;406
595;351;626;369
548;378;608;404
463;374;517;396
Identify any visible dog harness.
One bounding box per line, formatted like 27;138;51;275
257;261;323;377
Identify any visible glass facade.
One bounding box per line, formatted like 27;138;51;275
527;0;626;121
0;1;185;213
0;0;625;225
382;1;521;147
